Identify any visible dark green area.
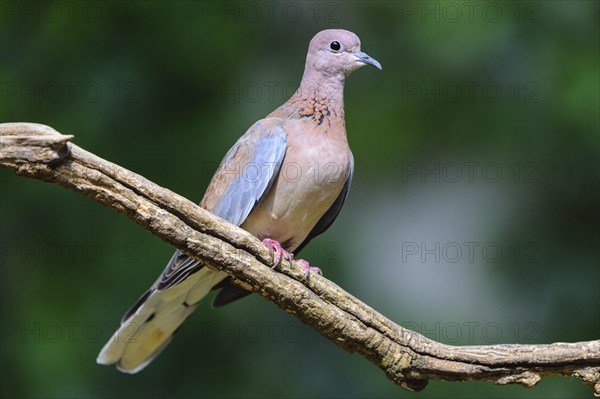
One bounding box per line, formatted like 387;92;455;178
1;1;598;398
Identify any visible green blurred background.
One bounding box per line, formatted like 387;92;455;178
1;1;598;398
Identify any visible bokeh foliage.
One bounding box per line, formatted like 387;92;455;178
1;1;598;398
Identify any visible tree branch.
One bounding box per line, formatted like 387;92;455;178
1;122;598;395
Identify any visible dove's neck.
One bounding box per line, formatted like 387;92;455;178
290;70;346;112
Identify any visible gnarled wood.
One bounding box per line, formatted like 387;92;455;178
1;122;598;395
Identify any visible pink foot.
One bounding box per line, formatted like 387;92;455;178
297;259;322;278
261;239;322;277
262;238;292;269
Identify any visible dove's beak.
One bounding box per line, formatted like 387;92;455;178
354;51;382;70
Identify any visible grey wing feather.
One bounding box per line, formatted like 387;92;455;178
152;124;287;293
211;130;287;226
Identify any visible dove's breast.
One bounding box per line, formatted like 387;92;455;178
241;119;351;252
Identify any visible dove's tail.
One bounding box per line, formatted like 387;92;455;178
97;266;227;374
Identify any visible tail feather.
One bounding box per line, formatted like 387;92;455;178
97;268;227;373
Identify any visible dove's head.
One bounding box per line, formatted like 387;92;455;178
304;29;382;79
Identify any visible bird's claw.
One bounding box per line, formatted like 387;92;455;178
297;259;322;279
262;238;292;269
261;239;322;278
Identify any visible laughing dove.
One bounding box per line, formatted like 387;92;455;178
97;29;381;373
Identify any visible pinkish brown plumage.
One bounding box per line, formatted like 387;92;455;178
97;29;381;374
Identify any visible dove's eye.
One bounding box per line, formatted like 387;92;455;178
329;41;341;52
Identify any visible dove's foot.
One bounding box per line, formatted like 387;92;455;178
262;238;292;269
261;238;321;277
296;259;322;278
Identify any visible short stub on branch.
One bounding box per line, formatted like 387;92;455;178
0;122;73;167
